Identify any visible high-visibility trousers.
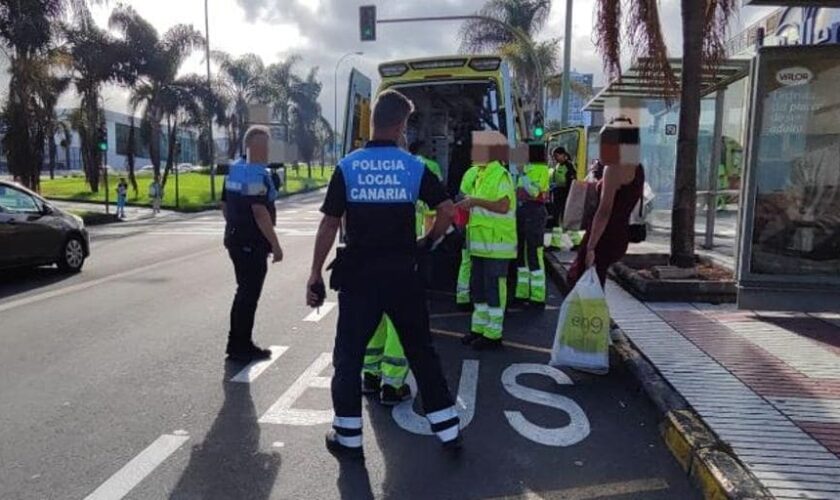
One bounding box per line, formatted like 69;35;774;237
456;248;472;305
470;257;509;340
516;207;547;303
363;315;408;388
516;247;546;303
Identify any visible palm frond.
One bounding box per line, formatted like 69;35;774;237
626;0;678;99
594;0;621;78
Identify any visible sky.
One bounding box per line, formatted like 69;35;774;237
49;0;777;129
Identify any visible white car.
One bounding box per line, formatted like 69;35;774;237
175;163;194;173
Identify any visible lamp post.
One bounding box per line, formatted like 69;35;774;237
560;0;573;127
334;51;363;164
204;0;216;201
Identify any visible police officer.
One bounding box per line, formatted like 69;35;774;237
307;90;461;459
515;143;550;308
221;126;283;362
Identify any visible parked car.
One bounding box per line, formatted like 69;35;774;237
175;163;194;173
0;180;90;272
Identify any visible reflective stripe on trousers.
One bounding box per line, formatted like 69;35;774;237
471;303;489;335
333;416;363;448
456;248;472;305
426;406;460;443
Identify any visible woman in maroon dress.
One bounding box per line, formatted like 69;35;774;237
568;163;645;288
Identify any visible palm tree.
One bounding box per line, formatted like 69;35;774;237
0;0;82;190
109;5;204;180
593;0;736;267
459;0;555;110
263;56;301;140
212;52;267;159
40;76;72;180
289;67;325;177
63;8;135;191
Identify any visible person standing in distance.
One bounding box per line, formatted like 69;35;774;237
221;126;282;362
307;90;461;459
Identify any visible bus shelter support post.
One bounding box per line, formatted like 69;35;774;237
704;88;726;250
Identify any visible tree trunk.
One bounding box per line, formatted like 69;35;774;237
64;143;72;173
127;116;138;194
670;0;705;268
162;119;178;187
48;131;57;180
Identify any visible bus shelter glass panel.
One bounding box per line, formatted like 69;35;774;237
748;47;840;278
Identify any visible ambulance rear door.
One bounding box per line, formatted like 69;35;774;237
546;126;587;179
342;68;372;157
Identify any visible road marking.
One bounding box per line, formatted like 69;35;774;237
492;478;669;499
303;302;336;322
502;363;591;447
0;248;217;313
229;346;289;383
431;328;552;354
84;433;189;500
393;360;479;435
259;352;334;425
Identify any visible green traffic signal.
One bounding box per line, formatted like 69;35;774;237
534;127;544;138
98;142;108;152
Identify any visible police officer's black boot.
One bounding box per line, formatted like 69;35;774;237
325;431;364;460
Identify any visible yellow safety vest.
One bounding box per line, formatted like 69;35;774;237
468;161;517;259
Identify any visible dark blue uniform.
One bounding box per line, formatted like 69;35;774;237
222;161;278;355
321;141;460;448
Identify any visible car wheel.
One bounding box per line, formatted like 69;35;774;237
57;236;85;273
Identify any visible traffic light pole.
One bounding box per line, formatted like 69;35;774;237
560;0;573;127
103;156;110;216
204;0;216;202
375;15;545;115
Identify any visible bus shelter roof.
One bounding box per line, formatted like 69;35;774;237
583;58;751;112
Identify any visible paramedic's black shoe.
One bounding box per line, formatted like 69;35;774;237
325;431;364;460
461;332;482;346
362;372;381;395
380;384;411;406
472;337;503;351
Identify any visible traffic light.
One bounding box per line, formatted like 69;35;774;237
532;111;544;139
97;125;108;152
359;5;376;41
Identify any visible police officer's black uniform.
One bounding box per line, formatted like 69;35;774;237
321;140;460;456
222;163;277;361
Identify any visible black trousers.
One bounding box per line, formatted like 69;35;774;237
517;203;547;271
227;245;268;351
332;257;456;428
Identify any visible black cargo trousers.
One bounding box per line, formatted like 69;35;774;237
330;255;460;447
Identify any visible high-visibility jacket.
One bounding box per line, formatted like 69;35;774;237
419;155;443;181
551;160;576;188
517;162;550;203
468;161;517;259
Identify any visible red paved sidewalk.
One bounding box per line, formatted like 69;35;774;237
658;308;840;457
608;283;840;499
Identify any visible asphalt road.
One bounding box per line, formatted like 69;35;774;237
0;191;699;500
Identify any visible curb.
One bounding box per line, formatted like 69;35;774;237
545;251;772;500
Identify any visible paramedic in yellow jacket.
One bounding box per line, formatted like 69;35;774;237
456;132;517;350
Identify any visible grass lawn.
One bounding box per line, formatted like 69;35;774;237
41;167;333;211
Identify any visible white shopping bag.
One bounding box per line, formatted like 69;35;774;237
550;268;610;374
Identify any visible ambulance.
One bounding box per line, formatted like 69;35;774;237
341;55;528;194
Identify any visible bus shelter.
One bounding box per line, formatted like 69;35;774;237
584;58;751;251
738;44;840;312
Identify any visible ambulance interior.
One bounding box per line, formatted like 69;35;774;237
392;80;510;196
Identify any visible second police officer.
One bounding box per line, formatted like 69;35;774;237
307;90;461;459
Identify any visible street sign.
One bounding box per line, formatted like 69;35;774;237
359;5;376;41
665;124;677;136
